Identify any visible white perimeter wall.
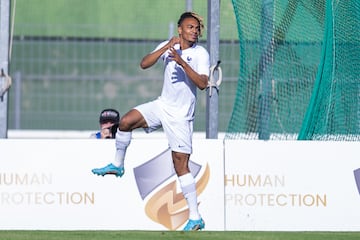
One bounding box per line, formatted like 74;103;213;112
1;131;360;231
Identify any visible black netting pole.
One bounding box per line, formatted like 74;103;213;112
258;0;274;140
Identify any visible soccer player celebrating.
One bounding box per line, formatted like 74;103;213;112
92;12;209;231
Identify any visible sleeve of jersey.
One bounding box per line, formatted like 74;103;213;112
196;47;210;76
153;40;169;61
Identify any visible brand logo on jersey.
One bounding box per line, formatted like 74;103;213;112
187;56;192;62
133;148;210;230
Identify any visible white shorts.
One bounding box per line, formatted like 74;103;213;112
134;99;193;154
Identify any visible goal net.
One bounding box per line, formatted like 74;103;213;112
226;0;360;140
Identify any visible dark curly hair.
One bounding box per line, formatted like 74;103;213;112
177;12;204;37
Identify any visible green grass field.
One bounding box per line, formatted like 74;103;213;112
1;231;360;240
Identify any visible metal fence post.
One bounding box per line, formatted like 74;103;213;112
206;0;220;139
0;0;11;138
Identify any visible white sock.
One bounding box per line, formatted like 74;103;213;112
112;130;132;168
179;173;201;220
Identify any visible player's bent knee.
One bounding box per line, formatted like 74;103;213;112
172;152;190;176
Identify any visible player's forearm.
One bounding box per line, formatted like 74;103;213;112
140;53;159;69
140;46;167;69
180;61;208;90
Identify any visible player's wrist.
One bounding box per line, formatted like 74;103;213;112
179;60;186;67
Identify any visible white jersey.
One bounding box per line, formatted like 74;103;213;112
154;41;210;120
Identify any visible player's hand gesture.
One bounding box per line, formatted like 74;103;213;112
167;36;180;48
168;47;183;66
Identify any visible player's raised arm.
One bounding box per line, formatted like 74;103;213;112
140;37;180;69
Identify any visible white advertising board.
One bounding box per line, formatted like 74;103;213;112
2;138;360;231
224;140;360;231
0;139;224;230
